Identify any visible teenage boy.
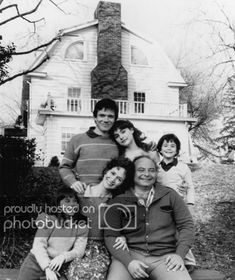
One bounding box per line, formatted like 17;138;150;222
59;98;119;193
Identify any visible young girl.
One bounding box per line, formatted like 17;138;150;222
110;119;160;163
17;187;88;280
156;133;196;271
66;157;135;280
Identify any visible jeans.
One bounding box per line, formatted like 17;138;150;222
17;252;45;280
17;252;68;280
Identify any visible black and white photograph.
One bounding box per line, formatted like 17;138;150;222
0;0;234;279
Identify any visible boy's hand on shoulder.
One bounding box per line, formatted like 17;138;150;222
148;140;157;151
49;254;65;271
71;181;87;194
178;182;188;195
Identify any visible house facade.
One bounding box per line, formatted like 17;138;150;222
22;1;196;165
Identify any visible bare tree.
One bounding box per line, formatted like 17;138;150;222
0;0;67;85
199;4;235;151
179;68;223;160
172;2;235;160
216;75;235;149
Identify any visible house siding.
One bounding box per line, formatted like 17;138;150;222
33;27;97;102
25;23;194;165
121;29;180;105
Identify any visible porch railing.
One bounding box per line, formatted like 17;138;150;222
42;97;188;118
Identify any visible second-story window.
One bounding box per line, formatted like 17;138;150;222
65;41;84;60
67;88;81;112
131;45;148;66
134;92;145;113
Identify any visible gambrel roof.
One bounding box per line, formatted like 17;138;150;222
28;19;186;86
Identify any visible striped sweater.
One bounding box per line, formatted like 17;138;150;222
59;127;119;187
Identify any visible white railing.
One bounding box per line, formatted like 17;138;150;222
41;97;189;118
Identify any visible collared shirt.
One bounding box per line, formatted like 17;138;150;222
134;186;155;208
160;158;178;171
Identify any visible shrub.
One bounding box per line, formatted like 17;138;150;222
48;156;60;167
0;136;37;197
21;166;63;206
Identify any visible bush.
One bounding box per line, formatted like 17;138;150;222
0;166;64;268
48;156;60;167
21;166;63;205
1;167;63;235
0;136;37;197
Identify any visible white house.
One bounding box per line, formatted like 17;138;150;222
21;1;196;165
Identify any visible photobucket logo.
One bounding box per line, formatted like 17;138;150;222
4;217;38;232
3;204;80;216
36;216;86;230
4;204;44;216
99;203;137;231
3;216;87;232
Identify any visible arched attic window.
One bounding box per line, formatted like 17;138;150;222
65;41;84;60
131;45;148;66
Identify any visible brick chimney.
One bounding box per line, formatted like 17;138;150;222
91;1;128;100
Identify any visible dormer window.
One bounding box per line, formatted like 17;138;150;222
131;45;148;66
65;41;84;60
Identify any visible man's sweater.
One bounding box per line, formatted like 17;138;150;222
59;127;119;187
104;185;194;268
31;213;88;271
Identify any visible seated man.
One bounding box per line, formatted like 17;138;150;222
104;155;194;280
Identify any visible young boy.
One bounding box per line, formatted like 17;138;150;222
156;133;196;272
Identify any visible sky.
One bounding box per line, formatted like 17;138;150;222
1;0;235;124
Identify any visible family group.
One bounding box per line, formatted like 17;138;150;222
17;98;196;280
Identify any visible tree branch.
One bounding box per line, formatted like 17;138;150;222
0;55;49;86
48;0;67;14
209;60;235;76
11;36;61;56
0;0;43;26
194;143;221;158
218;6;234;32
0;4;17;13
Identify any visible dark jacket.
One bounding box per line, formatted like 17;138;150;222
104;184;194;267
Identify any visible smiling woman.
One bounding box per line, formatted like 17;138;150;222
64;157;135;280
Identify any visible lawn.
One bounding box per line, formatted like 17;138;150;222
192;163;235;280
0;163;234;279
